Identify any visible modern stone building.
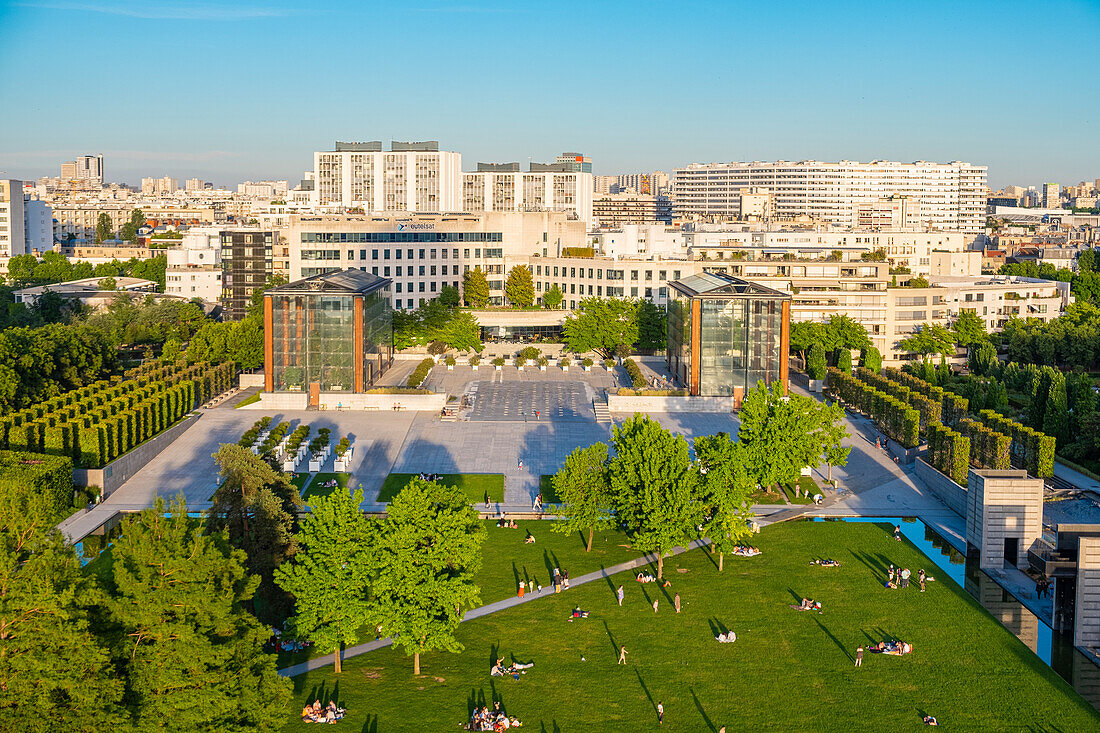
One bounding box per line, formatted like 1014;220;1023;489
965;468;1044;569
1076;537;1100;652
666;272;791;399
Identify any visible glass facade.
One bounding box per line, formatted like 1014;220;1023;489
268;274;393;393
666;273;789;397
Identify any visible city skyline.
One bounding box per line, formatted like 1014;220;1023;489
2;1;1099;188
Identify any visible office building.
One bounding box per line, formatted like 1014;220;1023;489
24;199;53;251
313;141;462;212
666;272;791;398
279;211;586;310
0;180;27;258
221;229;274;320
60;155;104;185
185;178;207;191
141;176;179;196
264;269;394;398
671;160;988;234
555;152;592;173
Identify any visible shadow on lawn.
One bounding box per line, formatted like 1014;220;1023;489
302;680;341;708
633;669;657;714
602;620;619;656
690;686;719;732
707;618;729;638
815;617;853;662
358;714;378;733
537;721;562;733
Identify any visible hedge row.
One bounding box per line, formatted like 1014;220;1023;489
957;417;1012;471
977;409;1056;478
623;358;646;389
827;368;919;449
0;361;236;468
881;367;968;427
0;449;74;527
857;368;942;432
927;423;970;486
407;358;435;388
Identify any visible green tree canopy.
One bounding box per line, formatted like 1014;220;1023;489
562;297;640;359
899;323;957;360
95;213;114;243
635;300;667;351
806;342;826;380
693;432;755;571
542;283;564;310
462;267;490;308
952;310;989;347
370;478;486;675
441;310;483;353
861;346;883;373
505;264;534;307
275;488;375;674
609;414;704;579
99;498;291;730
438;284;460;308
551;442;614;552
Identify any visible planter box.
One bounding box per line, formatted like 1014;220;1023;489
888;441;920;465
495;365;503;371
562;365;570;371
517;365;524;371
583;366;591;372
308;459;321;472
540;366;547;371
282;460;295;472
808;379;824;393
334;459;349;472
471;364;479;371
446;365;454;371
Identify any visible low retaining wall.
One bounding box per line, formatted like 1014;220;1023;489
607;395;735;413
74;414;202;496
889;441;920;465
239;372;264;388
914;457;967;517
238;391;447;411
240;392;308;410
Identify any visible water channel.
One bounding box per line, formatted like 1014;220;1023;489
812;516;1100;711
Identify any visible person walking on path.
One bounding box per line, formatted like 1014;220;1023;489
674;593;681;613
533;492;543;512
563;569;570;590
553;568;561;593
894;524;902;541
535;409;540;421
855;645;863;667
617;645;628;665
657;702;664;724
652;599;659;613
518;581;525;598
617;585;624;606
918;569;927;592
900;568;911;589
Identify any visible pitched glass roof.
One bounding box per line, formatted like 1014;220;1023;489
671;271;789;298
269;268;391;295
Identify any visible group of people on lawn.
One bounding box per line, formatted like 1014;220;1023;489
300;700;346;724
466;704;523;731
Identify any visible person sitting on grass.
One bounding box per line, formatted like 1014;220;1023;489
636;571;655;583
923;716;938;726
490;659;506;676
715;631;736;642
570;607;589;618
810;559;841;567
524;533;535;544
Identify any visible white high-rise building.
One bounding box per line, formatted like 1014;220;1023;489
313;141;462;212
185;178;206;191
60;155;104;185
671;160;988;235
1043;182;1062;209
0;180;28;258
165;226;223;302
24;199;53;252
462;162;593;228
141;176;179;195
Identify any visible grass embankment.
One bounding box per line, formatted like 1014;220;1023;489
377;473;504;503
301;472;351;503
283;521;1100;731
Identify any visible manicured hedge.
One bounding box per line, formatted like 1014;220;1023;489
408;358;435;388
978;409;1055;478
623;358;646;389
0;449;74;528
827;368;920;449
927;423;971;486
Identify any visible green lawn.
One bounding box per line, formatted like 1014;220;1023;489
782;475;820;504
301;472;351;503
539;474;559;503
377;473;504;503
234;393;261;408
283;521;1100;732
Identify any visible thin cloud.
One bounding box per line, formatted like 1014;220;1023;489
14;1;295;20
0;150;244;162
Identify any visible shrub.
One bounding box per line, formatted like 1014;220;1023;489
582;357;594;368
444;356;456;366
515;357;527;368
408;357;435;387
0;450;74;527
427;340;447;356
560;356;571;367
492;357;506;367
623;358;646;389
836;348;853;372
537;356;549;368
807;343;827;380
469;355;481;366
519;346;540;361
617;388;688;397
604;359;614;368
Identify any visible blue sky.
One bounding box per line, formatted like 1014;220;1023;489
1;0;1097;188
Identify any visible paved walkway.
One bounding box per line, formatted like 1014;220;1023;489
277;537;713;677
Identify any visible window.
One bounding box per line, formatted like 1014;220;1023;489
395;266;402;276
419;249;426;259
632;271;639;281
419;266;426;276
396;249;402;259
396;282;402;292
464;248;470;258
631;287;638;297
430;265;437;276
659;271;667;281
588;268;594;279
475;248;481;258
407;249;413;259
419;282;425;292
553;267;559;276
430;249;437;259
570;268;576;277
441;249;447;259
485;248;503;258
383;249;390;260
383;266;391;277
347;250;354;261
363;250;369;260
372;267;379;275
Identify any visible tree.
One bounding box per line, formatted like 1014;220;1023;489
562;297;640;358
97;276;117;291
968;340;998;375
861;346;883;373
161;337;182;363
504;264;534;307
790;321;826;363
737;381;848;489
1042;369;1069;446
806;342;826;380
952;310;989;347
609;414;703;579
100;498;291;730
275;488;375;674
899;323;956;361
119;208;145;242
693;433;755;571
908;276;930;288
542;283;564;310
635;300;666;351
0;528;126;732
835;347;852;372
1079;249;1096;274
209;444;302;624
551;443;614;552
438;284;460;308
823;314;871;351
440;310;482;352
95;213;114;243
462;267;490;308
371;478;485;675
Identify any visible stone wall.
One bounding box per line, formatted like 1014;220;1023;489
914;458;967;517
73;414;201;496
966;468;1043;569
1075;537;1100;652
607;395;735;413
239;372;265;388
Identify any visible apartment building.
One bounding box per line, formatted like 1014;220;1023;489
142;176;179;196
592;193;672;228
60;155;104;185
313;141;463;212
0;180;27;258
221;229;274;320
278;212;586;310
462;163;593;228
54;242;154;264
165;227;223;302
671;160;988;235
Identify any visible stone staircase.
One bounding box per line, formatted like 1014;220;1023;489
593;399;611;423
